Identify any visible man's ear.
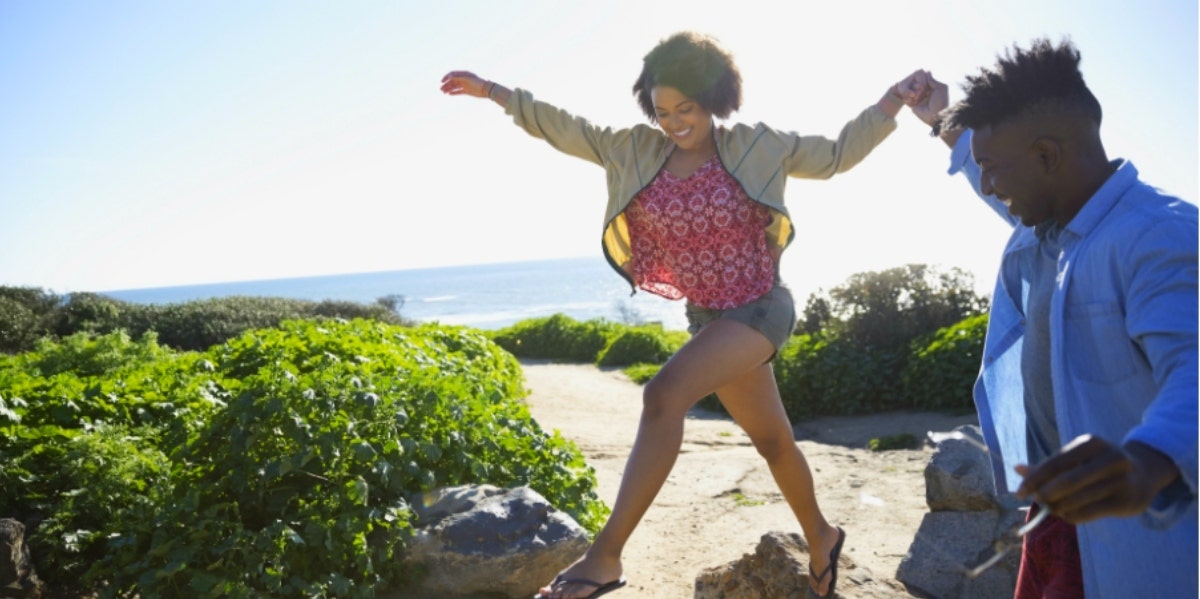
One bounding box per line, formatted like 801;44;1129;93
1032;137;1062;173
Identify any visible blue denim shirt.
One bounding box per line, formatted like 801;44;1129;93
949;131;1198;598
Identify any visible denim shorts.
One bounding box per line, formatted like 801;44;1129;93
683;284;796;353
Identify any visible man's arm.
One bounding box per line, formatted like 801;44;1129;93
909;74;1019;226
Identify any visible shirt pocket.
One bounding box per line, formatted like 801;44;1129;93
1063;300;1141;383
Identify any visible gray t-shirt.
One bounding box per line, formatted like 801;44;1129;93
1021;221;1065;465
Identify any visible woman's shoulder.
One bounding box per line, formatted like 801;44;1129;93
718;121;794;140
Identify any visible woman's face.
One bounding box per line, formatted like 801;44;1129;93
650;85;714;152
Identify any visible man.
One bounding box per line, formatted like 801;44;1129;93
908;39;1197;597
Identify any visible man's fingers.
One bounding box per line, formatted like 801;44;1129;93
1017;435;1110;497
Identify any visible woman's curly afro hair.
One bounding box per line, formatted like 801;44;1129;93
632;31;742;123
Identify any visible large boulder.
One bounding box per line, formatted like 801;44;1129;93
924;426;1011;512
896;425;1024;599
694;531;909;599
394;485;590;599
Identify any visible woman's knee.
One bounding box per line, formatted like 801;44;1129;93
641;376;691;421
749;430;795;463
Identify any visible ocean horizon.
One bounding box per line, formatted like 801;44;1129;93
101;256;691;331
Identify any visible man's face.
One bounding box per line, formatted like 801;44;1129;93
971;124;1055;226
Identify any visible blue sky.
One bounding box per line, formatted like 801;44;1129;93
2;0;1196;301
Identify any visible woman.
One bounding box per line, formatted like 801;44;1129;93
442;32;922;599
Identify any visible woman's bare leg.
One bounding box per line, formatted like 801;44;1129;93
713;361;842;596
539;319;781;599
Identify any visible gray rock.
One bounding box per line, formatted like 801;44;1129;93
395;485;589;599
898;425;1025;598
694;531;910;599
896;503;1025;598
924;425;1001;512
0;518;43;599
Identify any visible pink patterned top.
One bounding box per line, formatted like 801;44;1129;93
625;155;776;309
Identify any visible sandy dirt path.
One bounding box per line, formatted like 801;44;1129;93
519;360;979;598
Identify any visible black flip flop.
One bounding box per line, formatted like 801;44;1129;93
807;526;846;599
535;576;627;599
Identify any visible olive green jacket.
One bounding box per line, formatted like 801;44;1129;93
504;88;897;287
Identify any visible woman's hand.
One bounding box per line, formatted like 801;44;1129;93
894;69;933;106
440;71;490;98
908;71;948;127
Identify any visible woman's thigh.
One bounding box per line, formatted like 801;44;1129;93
646;318;776;417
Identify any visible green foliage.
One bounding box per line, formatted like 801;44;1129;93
596;324;688;367
1;319;606;597
0;286;417;355
900;313;988;411
868;433;918;451
622;363;660;384
92;319;606;597
774;334;903;421
0;287;60;354
488;313;620;362
0;331;223;440
54;292;126;337
801;264;987;353
780;265;988;421
0;425;171;592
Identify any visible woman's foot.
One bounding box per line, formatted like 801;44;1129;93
535;552;624;599
806;524;846;598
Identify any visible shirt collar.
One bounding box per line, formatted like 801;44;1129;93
1063;159;1138;239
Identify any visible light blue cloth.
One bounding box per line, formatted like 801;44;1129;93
948;130;1198;598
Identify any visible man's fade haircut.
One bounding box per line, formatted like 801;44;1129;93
633;31;742;123
941;37;1103;132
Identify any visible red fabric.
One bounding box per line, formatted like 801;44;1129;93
1014;504;1085;599
625;155;775;309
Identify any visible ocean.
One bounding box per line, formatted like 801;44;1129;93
101;256;690;331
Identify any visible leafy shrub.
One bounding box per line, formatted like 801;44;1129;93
488;313;619;362
900;313;988;411
596;324;687;367
0;331;223;441
0;286;417;355
800;264;987;353
868;433;918;451
775;334;903;421
622;363;660;384
0;296;45;354
91;319;606;598
0;425;171;592
54;292;126;337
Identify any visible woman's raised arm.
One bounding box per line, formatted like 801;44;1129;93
441;70;512;109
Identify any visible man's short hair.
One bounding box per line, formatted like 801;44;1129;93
941;37;1103;132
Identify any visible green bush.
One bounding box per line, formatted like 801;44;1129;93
0;286;417;355
0;425;171;592
0;331;223;440
775;334;903;421
94;319;606;597
596;324;688;367
868;433;918;451
1;319;607;597
54;292;126;337
0;296;45;354
488;313;619;362
900;313;988;411
800;264;987;353
622;363;659;384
